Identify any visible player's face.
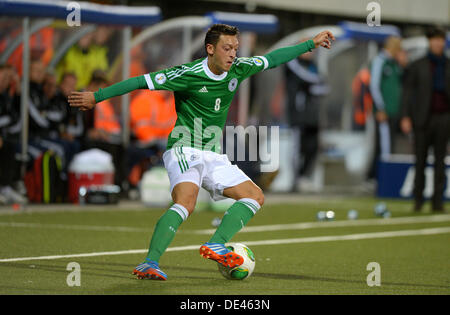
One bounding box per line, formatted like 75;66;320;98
210;35;239;73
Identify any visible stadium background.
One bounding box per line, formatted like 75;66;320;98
0;0;449;296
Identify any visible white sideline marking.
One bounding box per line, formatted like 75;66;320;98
187;214;450;234
241;227;450;247
1;214;450;234
1;227;449;263
0;222;149;233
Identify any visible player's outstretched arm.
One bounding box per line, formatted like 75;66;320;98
68;75;148;110
263;30;335;70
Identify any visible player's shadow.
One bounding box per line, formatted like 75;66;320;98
163;264;220;281
7;260;447;290
252;272;450;290
121;263;450;289
72;261;218;281
0;261;131;280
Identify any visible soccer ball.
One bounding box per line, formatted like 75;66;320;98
347;209;359;220
317;210;335;221
217;243;255;280
374;202;387;216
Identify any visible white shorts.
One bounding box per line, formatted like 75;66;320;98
162;146;251;201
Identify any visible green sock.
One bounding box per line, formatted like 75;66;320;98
146;204;188;262
209;199;260;244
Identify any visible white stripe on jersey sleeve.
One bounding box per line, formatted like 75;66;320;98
144;73;155;90
236;57;253;66
168;63;203;80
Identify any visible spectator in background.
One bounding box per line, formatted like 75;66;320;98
401;26;450;212
285;40;329;191
351;65;373;131
56;31;108;90
2;27;55;77
27;60;67;165
127;89;177;187
94;26;119;67
0;64;21;140
59;72;85;144
395;48;409;70
83;70;124;187
368;36;404;179
129;90;176;147
86;71;122;145
0;64;26;204
42;72;66;140
43;72;82;167
28;59;49;139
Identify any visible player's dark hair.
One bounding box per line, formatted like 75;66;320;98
204;24;239;54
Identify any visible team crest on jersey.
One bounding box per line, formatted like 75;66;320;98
253;57;263;67
155;73;167;85
228;78;238;92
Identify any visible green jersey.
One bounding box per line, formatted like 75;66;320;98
144;56;269;151
93;39;316;152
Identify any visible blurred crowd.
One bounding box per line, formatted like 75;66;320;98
0;23;448;210
0;27;177;205
272;25;449;212
351;26;449;211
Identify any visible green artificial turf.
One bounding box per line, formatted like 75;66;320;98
0;197;449;295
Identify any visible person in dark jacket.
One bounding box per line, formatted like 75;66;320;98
285;44;329;191
400;26;450;212
0;64;26;204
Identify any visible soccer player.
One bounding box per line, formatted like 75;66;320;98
69;24;334;280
